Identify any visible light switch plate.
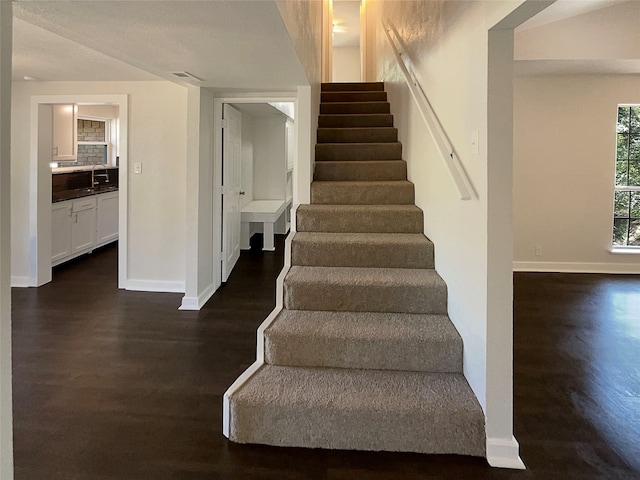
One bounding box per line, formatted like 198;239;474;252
134;162;142;174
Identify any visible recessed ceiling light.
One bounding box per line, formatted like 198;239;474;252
23;76;36;81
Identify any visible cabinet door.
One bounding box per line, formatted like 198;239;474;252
52;104;77;161
72;207;96;253
52;202;73;264
96;193;119;246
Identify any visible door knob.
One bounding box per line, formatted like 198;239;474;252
239;191;245;196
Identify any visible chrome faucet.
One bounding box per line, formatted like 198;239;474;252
92;164;109;187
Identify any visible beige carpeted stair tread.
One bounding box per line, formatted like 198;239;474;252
291;232;434;268
316;142;402;161
265;310;462;373
320;101;390;115
317;127;398;144
321;82;385;92
321;91;388;103
297;204;424;233
311;180;414;205
319;114;394;128
228;364;485;456
284;266;447;314
314;160;407;181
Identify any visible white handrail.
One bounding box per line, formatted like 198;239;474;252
382;21;475;201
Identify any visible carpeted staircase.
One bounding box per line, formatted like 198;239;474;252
225;82;485;457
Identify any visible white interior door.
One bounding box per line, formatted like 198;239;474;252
221;104;242;282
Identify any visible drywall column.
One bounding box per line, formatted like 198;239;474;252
294;85;313;207
485;1;553;468
0;2;14;478
486;27;522;468
181;86;217;310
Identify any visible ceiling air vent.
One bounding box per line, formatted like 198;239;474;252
171;71;203;83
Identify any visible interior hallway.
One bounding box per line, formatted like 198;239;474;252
11;240;640;479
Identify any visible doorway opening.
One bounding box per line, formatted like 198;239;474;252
218;99;296;283
27;94;128;289
332;0;362;82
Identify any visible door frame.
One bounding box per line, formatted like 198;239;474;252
28;94;128;288
213;94;297;285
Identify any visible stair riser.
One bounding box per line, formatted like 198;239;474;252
229;366;485;456
265;335;461;373
291;238;434;269
321;82;385;92
317;128;398;144
297;208;424;234
314;161;407;181
321;102;390;115
284;279;448;314
311;182;414;205
321;91;387;103
318;115;394;128
316;143;402;162
230;401;483;455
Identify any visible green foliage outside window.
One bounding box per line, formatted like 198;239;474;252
613;106;640;246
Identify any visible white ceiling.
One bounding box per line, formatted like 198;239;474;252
12;0;308;90
12;18;160;82
231;103;288;119
517;0;621;31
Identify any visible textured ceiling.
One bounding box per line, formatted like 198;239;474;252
12;18;160;82
13;0;308;90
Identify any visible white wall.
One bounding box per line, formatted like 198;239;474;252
275;0;323;205
333;46;361;82
0;4;14;478
11;81;188;292
514;75;640;272
370;0;534;466
253;117;286;200
375;0;490;410
182;86;217;310
77;104;118;119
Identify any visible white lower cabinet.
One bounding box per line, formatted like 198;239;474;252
71;197;97;254
51;202;73;264
96;191;119;247
51;191;118;266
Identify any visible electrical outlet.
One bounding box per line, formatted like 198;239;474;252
134;162;142;174
535;245;543;257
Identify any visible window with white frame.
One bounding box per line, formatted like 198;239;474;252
613;105;640;247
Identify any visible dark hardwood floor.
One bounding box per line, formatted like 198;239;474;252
11;239;640;479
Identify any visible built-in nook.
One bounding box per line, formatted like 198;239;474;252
231;102;294;253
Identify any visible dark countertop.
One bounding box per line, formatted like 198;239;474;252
52;186;119;203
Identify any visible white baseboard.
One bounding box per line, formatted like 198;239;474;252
486;436;526;469
125;279;185;293
513;261;640;274
11;276;31;288
179;283;217;311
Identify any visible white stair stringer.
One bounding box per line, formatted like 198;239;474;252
222;204;299;438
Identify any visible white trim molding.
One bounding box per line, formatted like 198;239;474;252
179;283;216;311
513;261;640;274
222;205;298;439
10;276;30;288
487;436;526;469
125;279;185;293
